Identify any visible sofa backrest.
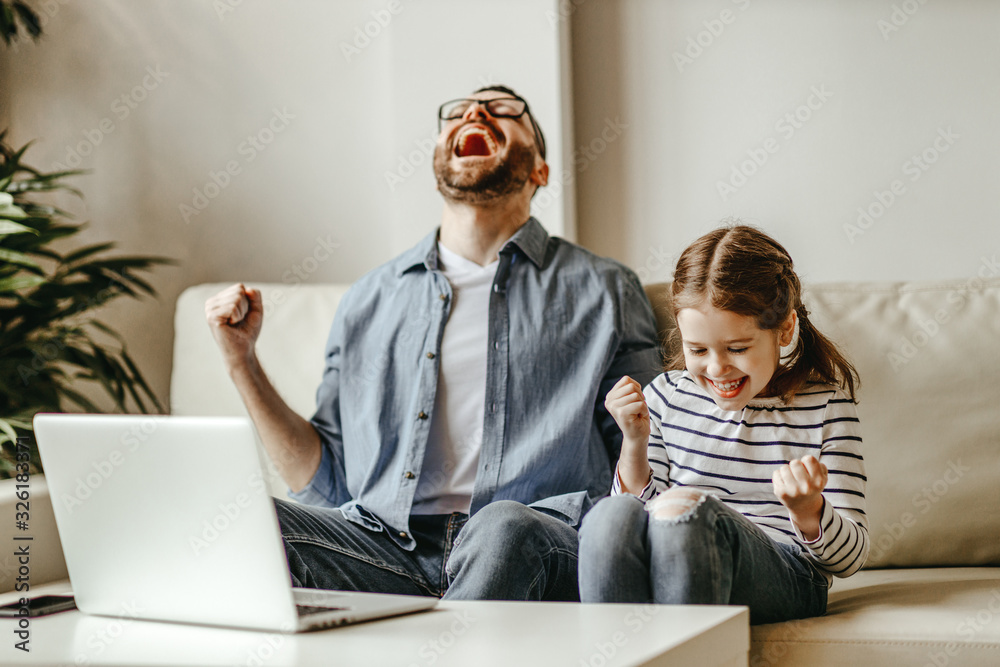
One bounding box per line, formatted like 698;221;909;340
173;278;1000;569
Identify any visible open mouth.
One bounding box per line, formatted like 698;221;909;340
454;125;499;158
708;376;747;399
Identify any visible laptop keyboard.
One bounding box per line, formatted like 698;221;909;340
296;604;348;616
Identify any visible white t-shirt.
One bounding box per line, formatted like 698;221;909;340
410;242;494;515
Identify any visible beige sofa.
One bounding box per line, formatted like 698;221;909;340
171;277;1000;665
0;275;910;663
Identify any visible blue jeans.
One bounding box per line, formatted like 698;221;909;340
578;493;828;624
274;499;580;601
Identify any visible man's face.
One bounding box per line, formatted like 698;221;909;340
433;91;542;204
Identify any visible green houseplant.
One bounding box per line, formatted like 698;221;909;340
1;1;172;478
0;134;172;477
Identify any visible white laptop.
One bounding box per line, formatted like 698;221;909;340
33;413;437;632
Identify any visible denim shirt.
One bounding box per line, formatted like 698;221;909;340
290;218;662;549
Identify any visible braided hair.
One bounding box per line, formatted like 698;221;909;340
667;224;858;402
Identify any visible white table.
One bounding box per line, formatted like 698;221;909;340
1;582;749;666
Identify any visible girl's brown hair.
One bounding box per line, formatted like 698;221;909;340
668;224;859;402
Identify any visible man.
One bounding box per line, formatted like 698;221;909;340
205;85;661;601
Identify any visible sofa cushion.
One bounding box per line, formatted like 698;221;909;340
172;283;347;420
751;567;1000;666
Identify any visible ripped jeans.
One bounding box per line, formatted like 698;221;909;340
578;492;828;624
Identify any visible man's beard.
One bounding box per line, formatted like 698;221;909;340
433;139;535;204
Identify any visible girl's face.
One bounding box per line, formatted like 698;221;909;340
676;304;796;412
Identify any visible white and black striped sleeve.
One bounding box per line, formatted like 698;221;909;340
796;390;869;577
610;375;669;501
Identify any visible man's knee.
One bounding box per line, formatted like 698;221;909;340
646;488;706;522
453;500;574;565
458;500;537;549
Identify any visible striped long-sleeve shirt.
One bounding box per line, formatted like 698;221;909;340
612;370;869;581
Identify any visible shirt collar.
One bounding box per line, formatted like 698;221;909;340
396;228;442;277
501;217;549;268
396;216;549;277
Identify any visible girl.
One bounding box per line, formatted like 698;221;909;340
579;225;868;624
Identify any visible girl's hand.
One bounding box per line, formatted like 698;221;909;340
606;376;652;495
773;455;828;541
605;376;650;448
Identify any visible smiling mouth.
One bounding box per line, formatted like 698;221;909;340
709;377;747;398
454;126;499;158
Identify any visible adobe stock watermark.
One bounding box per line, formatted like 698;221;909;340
877;0;930;41
411;436;480;506
346;312;434;391
546;0;590;26
239;621;296;666
51;65;170;171
178;107;295;224
716;84;833;202
885;253;998;372
340;0;408;63
385;130;437;192
579;603;663;667
633;246;673;285
383;75;502;192
750;616;819;667
533;116;629;214
213;0;245;21
923;588;1000;667
74;600;145;665
404;611;476;667
188;471;269;556
844;126;958;244
868;458;970;563
252;235;343;320
58;419;159;514
673;0;751;74
279;235;342;286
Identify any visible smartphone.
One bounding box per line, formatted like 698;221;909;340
0;595;76;617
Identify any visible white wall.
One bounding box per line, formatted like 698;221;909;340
0;0;571;410
572;0;1000;286
2;0;998;410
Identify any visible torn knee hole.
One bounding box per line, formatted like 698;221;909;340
647;491;706;521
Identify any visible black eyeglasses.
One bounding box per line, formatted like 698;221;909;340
437;97;546;159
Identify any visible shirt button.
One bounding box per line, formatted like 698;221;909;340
493;341;499;350
439;294;447;301
399;531;408;539
404;471;415;479
418;411;428;420
426;352;436;359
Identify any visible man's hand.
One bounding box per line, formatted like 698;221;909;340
204;282;321;491
773;455;828;541
205;283;264;372
606;376;653;495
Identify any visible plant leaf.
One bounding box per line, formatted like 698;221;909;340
0;247;42;270
62;242;118;264
57;386;101;413
11;2;41;38
0;273;46;292
0;419;17;447
0;220;38;236
0;4;14;44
